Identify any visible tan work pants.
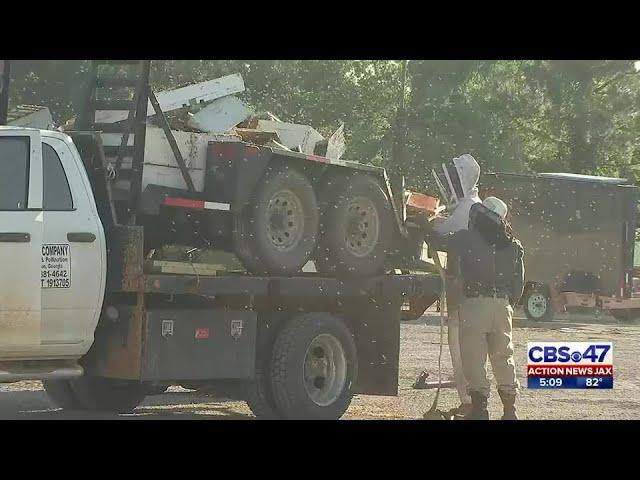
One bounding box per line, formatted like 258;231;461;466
447;309;471;405
459;296;520;397
445;273;470;405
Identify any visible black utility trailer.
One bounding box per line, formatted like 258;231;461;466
481;172;640;322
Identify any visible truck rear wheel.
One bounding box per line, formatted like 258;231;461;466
245;354;280;419
523;284;554;322
270;313;357;420
234;164;319;275
43;379;83;410
245;314;283;419
69;376;147;413
316;174;393;277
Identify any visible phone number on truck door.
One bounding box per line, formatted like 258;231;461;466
41;244;71;289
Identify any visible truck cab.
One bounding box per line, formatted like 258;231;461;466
0;127;106;368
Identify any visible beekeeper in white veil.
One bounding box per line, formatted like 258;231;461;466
430;153;481;417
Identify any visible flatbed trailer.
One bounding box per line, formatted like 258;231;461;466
75;223;441;418
100;226;437;379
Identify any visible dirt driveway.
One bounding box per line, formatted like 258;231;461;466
1;309;638;420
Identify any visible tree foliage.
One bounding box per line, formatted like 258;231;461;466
7;59;640;188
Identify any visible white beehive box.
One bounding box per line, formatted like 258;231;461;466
101;126;241;193
95;74;246;124
188;95;253;133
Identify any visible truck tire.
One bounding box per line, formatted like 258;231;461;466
270;313;357;420
610;309;640;322
235;164;319;275
244;314;283;419
316;174;393;277
523;285;554;322
69;376;147;413
245;356;280;419
43;379;83;410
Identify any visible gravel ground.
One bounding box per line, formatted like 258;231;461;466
1;309;638;420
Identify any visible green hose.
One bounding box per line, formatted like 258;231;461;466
422;250;449;420
423;251;449;420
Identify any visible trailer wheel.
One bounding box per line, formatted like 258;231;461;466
270;313;357;420
237;164;319;275
523;285;554;322
317;174;393;277
232;210;266;273
610;309;640;322
69;376;147;413
42;379;83;410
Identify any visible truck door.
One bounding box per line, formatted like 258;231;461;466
0;129;44;354
40;136;105;355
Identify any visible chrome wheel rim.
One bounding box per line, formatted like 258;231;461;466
344;196;379;258
528;293;547;318
266;190;304;250
303;334;347;407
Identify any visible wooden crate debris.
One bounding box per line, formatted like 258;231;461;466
234;128;281;145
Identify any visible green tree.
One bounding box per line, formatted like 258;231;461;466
7;59;640;186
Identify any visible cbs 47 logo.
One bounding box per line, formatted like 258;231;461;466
528;343;612;364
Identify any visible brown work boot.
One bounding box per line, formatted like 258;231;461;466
466;392;489;420
498;390;518;420
451;402;473;419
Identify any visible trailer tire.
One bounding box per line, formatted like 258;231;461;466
270;313;357;420
69;376;147;413
233;210;266;273
523;285;554;322
43;379;83;410
317;174;393;277
610;309;640;322
237;164;319;275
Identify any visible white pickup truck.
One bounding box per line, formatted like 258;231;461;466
0;127;105;365
0;126;440;418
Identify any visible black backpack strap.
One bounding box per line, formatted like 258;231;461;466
510;239;525;306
